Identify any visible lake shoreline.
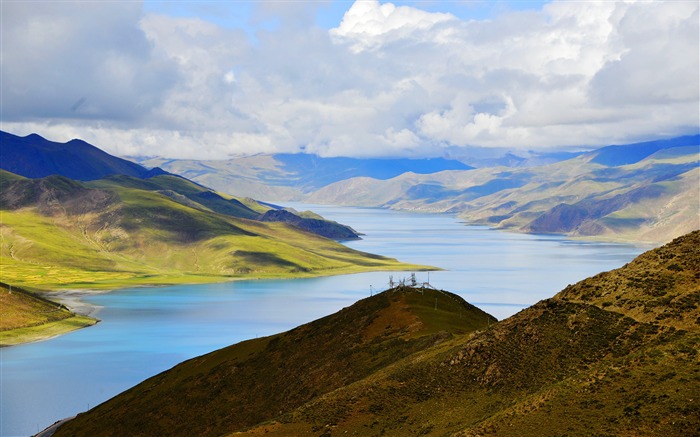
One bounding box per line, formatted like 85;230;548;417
3;260;436;348
3;205;646;437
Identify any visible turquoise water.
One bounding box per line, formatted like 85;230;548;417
0;205;645;436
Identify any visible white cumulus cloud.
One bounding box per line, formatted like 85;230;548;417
2;0;698;159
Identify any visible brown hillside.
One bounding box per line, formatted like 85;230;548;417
556;231;700;330
240;232;700;436
55;287;495;436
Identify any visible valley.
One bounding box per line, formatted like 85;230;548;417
0;131;697;436
1;205;644;436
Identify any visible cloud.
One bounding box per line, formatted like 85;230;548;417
2;0;698;159
330;0;456;52
1;1;178;123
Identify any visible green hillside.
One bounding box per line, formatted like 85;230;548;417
89;174;264;220
0;282;96;346
0;171;425;291
54;231;700;436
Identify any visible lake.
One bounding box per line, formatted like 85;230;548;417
0;205;646;436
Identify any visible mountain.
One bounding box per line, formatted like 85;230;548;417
587;134;700;166
0;131;167;181
258;208;360;240
308;137;700;244
53;231;700;436
139;135;698;243
0;170;422;291
1;131;361;239
139;153;473;200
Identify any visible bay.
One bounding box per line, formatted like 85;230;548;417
0;205;645;436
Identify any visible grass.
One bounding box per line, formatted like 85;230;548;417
0;314;97;347
1;182;428;291
0;283;98;346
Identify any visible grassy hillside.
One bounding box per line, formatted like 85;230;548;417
0;283;96;346
55;231;699;436
89;174;264;220
0;171;425;290
54;287;495;436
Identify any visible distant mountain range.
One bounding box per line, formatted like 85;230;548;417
137;135;699;244
4;130;698;245
308;136;700;244
139;153;473;200
53;231;700;436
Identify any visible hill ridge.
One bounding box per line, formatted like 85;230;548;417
54;286;495;436
0;130;164;181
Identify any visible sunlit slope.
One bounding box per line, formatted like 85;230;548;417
0;171;424;289
53;287;496;437
309;145;699;243
0;282;96;346
89;174;265;220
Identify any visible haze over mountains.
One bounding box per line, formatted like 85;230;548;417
139;153;473;201
141;135;699;244
4;130;697;245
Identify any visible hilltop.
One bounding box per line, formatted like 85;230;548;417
54;286;495;436
55;231;700;436
0;131;166;181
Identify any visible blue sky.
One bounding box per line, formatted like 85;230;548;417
142;1;549;34
2;0;698;159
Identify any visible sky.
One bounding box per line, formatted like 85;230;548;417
1;0;698;159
